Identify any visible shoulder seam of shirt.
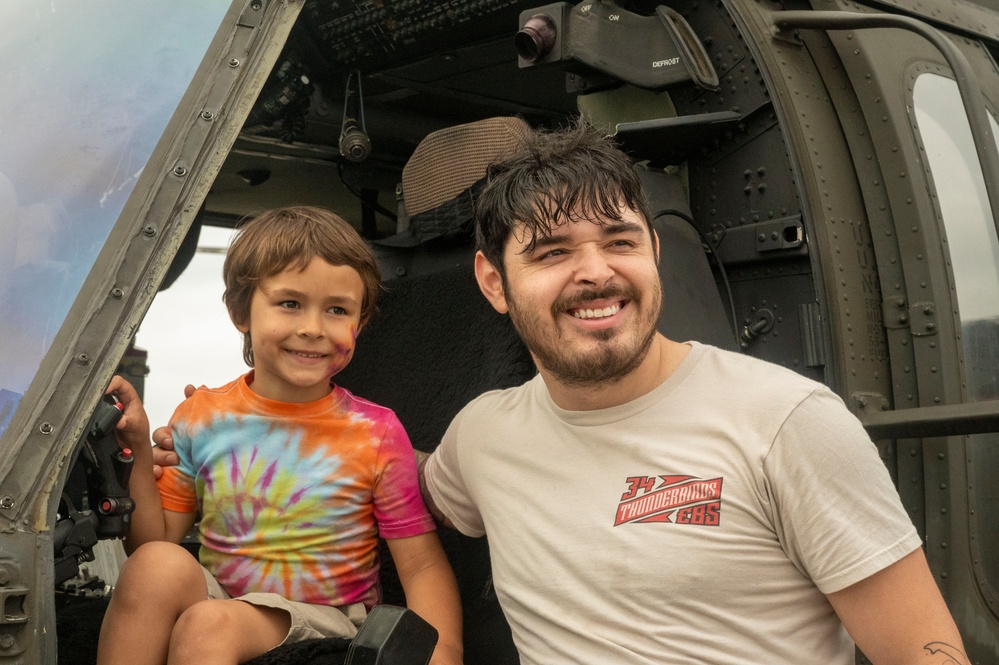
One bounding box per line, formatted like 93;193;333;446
762;385;825;463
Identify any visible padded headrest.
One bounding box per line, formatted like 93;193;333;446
402;117;530;217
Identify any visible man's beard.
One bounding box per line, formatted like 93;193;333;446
506;281;662;388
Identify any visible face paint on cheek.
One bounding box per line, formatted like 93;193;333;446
325;342;355;378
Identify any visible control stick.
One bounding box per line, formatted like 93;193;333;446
344;605;439;665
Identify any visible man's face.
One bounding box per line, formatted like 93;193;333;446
479;206;662;387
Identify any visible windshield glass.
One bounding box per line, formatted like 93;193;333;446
913;73;999;401
0;1;231;437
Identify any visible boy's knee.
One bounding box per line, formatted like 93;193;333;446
169;601;228;660
171;599;286;657
173;600;231;640
116;541;203;595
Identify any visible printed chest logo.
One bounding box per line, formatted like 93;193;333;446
614;475;723;526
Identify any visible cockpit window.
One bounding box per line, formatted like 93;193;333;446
913;70;999;609
913;73;999;401
0;2;230;437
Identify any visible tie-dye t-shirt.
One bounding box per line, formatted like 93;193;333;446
157;372;434;609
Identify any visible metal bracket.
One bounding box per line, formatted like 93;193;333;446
755;217;804;252
769;21;803;47
851;391;890;414
0;587;28;626
882;296;909;329
707;223;727;249
908;301;938;337
712;215;808;264
238;0;266;28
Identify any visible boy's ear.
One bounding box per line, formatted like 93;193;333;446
474;251;509;315
229;308;249;333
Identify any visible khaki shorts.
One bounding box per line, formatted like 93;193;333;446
201;567;367;646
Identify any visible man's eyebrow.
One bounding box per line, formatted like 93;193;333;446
601;221;647;235
525;221;646;252
528;233;571;253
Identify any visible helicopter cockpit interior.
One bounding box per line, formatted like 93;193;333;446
1;1;997;663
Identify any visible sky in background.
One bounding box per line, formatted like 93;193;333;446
134;225;247;431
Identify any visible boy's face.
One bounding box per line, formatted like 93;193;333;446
234;257;364;403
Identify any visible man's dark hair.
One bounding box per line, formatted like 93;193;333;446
474;119;654;279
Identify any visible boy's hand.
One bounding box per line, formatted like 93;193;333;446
106;376;150;451
429;643;464;665
149;383;195;479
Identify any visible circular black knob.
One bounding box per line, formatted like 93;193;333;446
516;14;557;63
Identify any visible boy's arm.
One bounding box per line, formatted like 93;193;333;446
386;532;463;665
106;376;195;554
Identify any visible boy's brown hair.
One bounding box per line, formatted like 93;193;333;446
223;205;381;366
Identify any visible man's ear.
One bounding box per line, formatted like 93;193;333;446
653;229;661;264
474;251;509;315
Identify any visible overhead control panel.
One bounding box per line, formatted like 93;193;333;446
298;0;530;70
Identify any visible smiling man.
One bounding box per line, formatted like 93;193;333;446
490;208;669;408
419;121;967;665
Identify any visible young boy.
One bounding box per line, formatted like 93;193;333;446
97;206;462;665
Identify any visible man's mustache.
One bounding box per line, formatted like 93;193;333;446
552;284;641;315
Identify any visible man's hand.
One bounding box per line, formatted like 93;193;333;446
415;449;455;529
150;383;195;479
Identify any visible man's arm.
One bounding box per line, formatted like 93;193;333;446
826;548;967;665
150;425;180;480
148;383;195;479
415;449;456;529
